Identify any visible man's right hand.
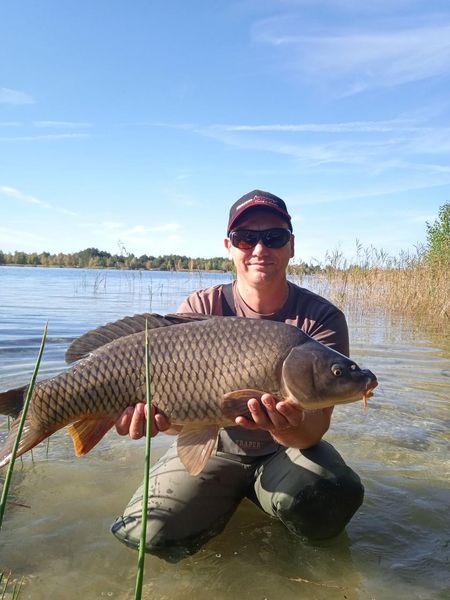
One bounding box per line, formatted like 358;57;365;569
115;404;174;439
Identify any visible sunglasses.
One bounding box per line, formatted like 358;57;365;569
229;228;292;250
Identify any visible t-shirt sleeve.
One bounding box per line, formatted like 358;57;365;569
176;286;224;316
176;292;205;314
306;308;350;357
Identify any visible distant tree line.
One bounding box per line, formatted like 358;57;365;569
0;247;322;274
0;248;235;271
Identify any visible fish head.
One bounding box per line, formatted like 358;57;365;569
281;340;378;410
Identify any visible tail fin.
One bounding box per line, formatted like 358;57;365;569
0;385;27;418
0;414;48;468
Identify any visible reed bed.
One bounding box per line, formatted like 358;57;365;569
0;572;23;600
0;325;47;600
291;243;449;326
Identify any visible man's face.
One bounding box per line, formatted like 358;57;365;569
224;208;295;287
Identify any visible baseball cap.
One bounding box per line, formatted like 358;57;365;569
227;190;292;235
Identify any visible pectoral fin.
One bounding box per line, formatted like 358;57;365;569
68;417;115;456
221;389;266;420
177;425;220;476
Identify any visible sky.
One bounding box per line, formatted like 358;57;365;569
1;0;449;265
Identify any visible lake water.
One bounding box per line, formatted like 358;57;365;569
0;266;449;600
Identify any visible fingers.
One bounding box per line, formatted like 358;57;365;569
154;412;172;435
235;394;303;432
115;406;135;436
129;402;147;439
115;403;172;439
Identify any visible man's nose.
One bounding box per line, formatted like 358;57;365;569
253;240;267;254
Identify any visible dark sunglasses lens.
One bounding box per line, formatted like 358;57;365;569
231;231;260;249
230;229;291;249
262;229;291;248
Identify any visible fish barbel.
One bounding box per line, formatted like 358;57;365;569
0;313;377;475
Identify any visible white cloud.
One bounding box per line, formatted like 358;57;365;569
33;121;92;128
0;185;78;217
288;177;450;208
0;185;50;208
0;133;90;142
0;88;34;105
253;18;450;94
196;118;450;178
220;120;425;133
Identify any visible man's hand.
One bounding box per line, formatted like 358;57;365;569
235;393;303;431
115;404;174;440
235;393;332;449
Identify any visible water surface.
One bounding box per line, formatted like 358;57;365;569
0;266;448;599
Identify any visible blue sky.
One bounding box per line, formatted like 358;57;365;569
1;0;449;264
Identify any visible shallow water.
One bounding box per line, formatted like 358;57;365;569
0;266;449;599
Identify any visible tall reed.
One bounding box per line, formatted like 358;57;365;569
0;572;23;599
0;323;48;529
291;243;449;325
134;321;153;600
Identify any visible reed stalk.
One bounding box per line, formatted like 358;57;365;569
291;243;449;326
0;323;48;530
134;320;152;600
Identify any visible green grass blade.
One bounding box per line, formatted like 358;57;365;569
1;572;9;599
0;322;48;531
11;577;24;600
134;320;152;599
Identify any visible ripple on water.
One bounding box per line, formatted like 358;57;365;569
0;267;449;599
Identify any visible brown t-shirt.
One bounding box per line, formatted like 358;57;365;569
177;281;349;456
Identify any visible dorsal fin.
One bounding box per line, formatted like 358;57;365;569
65;312;213;363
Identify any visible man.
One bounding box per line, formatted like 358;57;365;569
111;190;364;558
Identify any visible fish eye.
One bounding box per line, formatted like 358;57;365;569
331;364;343;377
350;364;357;371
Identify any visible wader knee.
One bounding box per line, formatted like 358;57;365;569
111;505;234;561
275;469;364;541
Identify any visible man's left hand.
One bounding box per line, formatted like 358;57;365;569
235;393;303;433
235;393;331;449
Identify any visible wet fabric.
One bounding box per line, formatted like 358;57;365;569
111;440;364;558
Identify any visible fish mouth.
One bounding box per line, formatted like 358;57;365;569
362;378;378;408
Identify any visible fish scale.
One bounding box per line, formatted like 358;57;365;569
0;314;378;475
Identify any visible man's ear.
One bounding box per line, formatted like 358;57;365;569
224;237;232;252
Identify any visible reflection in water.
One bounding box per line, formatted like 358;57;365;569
0;267;449;599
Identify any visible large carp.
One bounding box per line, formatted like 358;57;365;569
0;313;377;475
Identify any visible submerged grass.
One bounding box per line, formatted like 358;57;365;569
0;323;48;530
0;324;47;600
134;320;153;600
0;572;23;600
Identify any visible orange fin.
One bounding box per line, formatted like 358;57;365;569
68;417;115;456
0;414;49;468
177;425;220;476
221;389;266;420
